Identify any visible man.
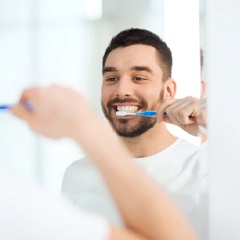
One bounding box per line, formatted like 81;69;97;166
61;29;208;239
8;85;198;240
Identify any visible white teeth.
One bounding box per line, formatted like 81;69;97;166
117;106;138;113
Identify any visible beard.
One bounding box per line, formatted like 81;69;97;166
101;90;164;138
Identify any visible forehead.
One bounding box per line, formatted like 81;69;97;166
105;44;162;71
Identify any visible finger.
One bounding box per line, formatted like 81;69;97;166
10;103;33;122
160;97;194;125
161;115;173;124
10;87;41;121
158;98;180;113
18;87;42;105
157;98;180;120
166;97;198;125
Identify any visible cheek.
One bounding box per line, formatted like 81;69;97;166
142;86;162;100
141;88;164;109
101;86;111;104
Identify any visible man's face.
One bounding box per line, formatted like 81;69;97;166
101;44;165;138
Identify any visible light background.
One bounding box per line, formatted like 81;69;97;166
0;0;202;193
206;0;240;239
0;0;200;193
2;0;240;239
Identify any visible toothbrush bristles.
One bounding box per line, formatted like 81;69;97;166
116;111;134;116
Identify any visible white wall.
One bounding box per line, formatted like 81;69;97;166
0;0;94;192
164;0;202;146
206;0;240;239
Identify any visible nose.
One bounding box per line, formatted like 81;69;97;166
115;77;134;98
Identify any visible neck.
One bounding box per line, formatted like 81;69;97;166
119;122;177;158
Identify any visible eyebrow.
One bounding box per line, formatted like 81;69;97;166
102;67;117;74
131;66;152;73
102;66;152;75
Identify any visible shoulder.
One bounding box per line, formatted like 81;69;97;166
64;156;94;175
177;138;208;165
178;139;209;179
167;138;201;160
62;156;103;182
166;138;208;177
175;138;199;151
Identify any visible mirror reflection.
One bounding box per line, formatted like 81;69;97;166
0;1;207;239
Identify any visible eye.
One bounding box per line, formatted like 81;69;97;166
106;77;118;82
134;76;145;81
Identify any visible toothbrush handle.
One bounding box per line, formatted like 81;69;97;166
136;111;157;117
0;102;33;111
0;104;12;110
136;111;168;117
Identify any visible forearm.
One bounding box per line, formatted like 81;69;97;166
72;111;199;240
109;225;149;240
11;86;199;240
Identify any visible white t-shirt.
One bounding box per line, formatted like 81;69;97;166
0;170;109;240
62;138;208;239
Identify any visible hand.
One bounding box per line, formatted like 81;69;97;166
157;96;207;136
11;85;92;139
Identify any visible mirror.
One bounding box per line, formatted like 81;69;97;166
0;0;202;191
0;0;208;238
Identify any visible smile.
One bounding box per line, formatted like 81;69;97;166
117;106;138;113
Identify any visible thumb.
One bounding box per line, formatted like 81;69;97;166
10;104;33;122
156;98;179;122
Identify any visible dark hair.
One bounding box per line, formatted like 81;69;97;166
102;28;172;80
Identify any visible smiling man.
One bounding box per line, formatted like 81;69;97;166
101;42;176;151
61;28;208;239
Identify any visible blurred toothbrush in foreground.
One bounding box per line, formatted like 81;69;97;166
0;104;13;110
0;102;33;111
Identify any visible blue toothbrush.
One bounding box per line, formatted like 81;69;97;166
0;104;13;110
0;103;33;111
116;110;167;117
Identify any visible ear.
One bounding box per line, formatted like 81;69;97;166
200;79;206;99
164;78;176;99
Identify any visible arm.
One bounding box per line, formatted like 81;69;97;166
11;85;199;240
